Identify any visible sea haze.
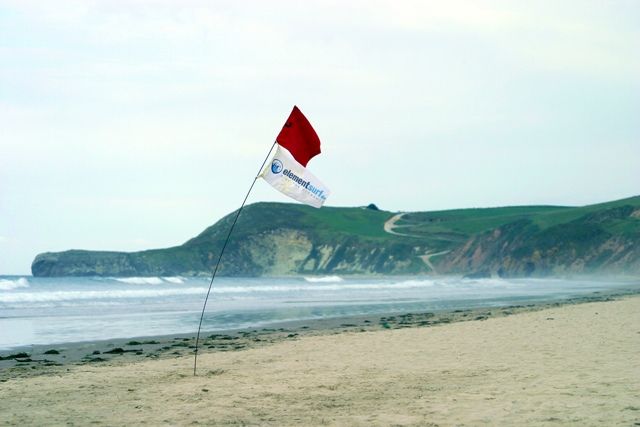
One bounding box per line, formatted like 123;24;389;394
0;275;636;350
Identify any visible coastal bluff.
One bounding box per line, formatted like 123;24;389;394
32;197;640;278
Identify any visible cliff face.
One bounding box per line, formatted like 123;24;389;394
32;203;431;277
436;207;640;277
32;229;430;277
219;229;429;276
31;197;640;278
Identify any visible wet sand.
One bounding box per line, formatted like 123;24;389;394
1;291;639;426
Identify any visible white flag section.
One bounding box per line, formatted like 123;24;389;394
260;145;330;208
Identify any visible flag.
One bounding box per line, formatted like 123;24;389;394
275;106;321;167
260;145;330;208
195;106;328;375
261;106;329;208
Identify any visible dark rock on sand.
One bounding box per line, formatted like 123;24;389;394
0;352;30;360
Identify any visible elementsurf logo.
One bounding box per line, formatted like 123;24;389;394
282;169;326;200
271;159;283;174
269;158;327;202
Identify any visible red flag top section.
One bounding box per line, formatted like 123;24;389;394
276;106;321;167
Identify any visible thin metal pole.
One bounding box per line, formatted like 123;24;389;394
193;140;278;376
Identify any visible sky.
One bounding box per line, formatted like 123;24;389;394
1;0;638;275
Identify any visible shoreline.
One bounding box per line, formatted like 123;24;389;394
2;285;639;382
1;290;639;425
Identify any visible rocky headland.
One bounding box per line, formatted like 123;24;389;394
32;196;640;278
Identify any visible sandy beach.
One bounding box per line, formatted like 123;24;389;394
1;295;639;426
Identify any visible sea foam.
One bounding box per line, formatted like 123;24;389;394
115;277;165;285
0;278;29;291
208;279;439;293
163;277;185;284
0;287;205;303
304;275;344;283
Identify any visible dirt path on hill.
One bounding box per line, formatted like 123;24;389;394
383;213;410;236
384;214;450;272
419;250;450;273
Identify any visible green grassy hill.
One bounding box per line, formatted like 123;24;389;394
392;205;569;251
32;196;640;277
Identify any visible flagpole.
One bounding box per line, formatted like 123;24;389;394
193;140;278;376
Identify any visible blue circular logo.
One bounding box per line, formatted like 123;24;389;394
271;159;283;174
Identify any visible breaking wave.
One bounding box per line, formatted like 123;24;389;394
114;277;184;285
208;279;439;293
304;275;344;283
0;287;205;303
0;278;29;291
0;277;527;305
163;277;185;284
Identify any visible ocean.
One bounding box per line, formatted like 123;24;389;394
0;275;636;351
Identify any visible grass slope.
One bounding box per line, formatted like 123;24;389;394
395;205;570;251
188;203;397;244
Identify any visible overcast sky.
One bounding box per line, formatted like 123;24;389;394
1;0;638;274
